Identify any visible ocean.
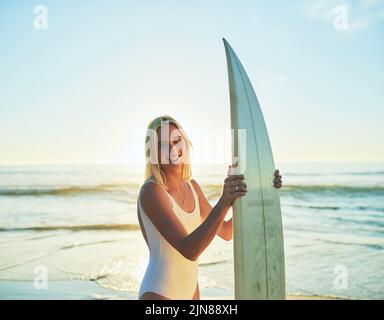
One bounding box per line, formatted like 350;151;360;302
0;163;383;299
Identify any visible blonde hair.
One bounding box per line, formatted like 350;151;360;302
144;115;192;188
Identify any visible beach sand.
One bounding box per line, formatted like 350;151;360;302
0;280;345;300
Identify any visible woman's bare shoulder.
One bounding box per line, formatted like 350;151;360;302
190;179;203;199
139;180;171;217
140;180;164;201
190;178;200;188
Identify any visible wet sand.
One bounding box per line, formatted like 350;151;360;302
0;280;346;300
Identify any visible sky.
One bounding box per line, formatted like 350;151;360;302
1;0;383;165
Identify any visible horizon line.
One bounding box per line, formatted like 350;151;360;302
0;160;384;166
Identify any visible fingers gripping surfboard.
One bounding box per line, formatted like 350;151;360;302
223;39;285;300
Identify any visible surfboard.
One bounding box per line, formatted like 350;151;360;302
223;39;285;300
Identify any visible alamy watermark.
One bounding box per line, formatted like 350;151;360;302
33;5;48;30
33;265;48;290
144;121;247;173
332;5;349;30
333;265;348;290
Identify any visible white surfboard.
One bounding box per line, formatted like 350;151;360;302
223;39;285;300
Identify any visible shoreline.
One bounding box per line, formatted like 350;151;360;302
0;280;348;300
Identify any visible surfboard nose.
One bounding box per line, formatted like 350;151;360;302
222;38;234;54
222;38;240;74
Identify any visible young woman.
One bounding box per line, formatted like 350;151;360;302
137;115;282;300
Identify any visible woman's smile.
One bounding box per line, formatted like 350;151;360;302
169;146;183;164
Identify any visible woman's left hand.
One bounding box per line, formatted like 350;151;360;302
273;169;282;189
220;169;282;240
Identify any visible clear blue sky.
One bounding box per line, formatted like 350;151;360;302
1;0;383;165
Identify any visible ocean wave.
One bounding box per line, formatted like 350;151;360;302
204;184;384;198
331;217;384;229
0;183;138;197
287;171;384;176
286;204;341;210
315;238;384;250
200;259;230;267
348;171;384;176
282;185;384;194
0;223;140;232
285;203;384;212
1;182;383;199
60;239;125;249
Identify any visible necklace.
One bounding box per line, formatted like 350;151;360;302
168;181;187;208
182;181;187;205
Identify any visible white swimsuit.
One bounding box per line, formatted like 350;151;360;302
138;179;201;300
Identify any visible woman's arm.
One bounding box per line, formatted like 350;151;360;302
140;175;246;261
190;169;283;242
191;179;232;241
191;169;282;241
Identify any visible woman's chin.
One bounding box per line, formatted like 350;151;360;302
170;161;183;167
164;159;183;168
170;156;183;166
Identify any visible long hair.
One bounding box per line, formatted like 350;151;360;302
144;115;192;188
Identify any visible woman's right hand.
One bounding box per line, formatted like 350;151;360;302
219;169;248;208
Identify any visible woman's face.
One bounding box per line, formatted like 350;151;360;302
156;123;186;167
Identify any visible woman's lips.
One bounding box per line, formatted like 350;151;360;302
170;151;182;162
